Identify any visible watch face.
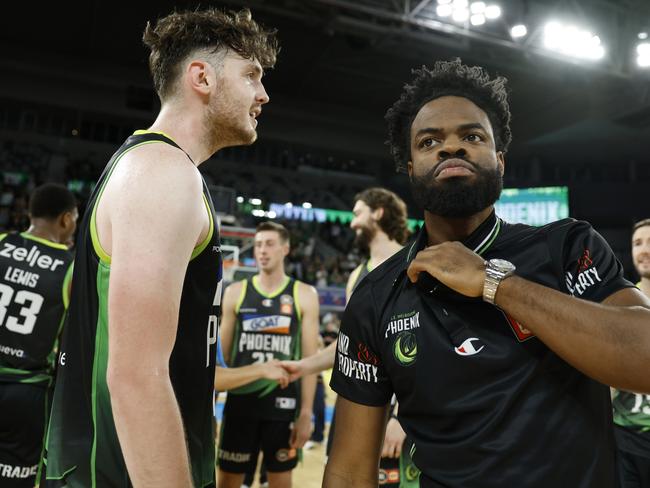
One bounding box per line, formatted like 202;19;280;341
489;259;515;272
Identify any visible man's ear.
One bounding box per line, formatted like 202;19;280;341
496;151;505;176
372;207;384;222
407;160;413;178
186;60;213;98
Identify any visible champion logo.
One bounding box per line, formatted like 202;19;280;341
454;337;485;356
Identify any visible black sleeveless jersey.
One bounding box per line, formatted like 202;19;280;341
225;276;302;421
45;131;222;488
0;232;73;385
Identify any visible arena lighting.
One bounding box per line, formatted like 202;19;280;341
470;14;486;26
436;0;501;25
251;209;265;217
452;8;470;22
249;197;262;205
637;42;650;67
436;4;453;17
236;196;244;203
639;32;648;40
511;24;528;38
484;5;501;19
267;210;277;219
302;202;313;208
470;2;486;13
542;21;605;60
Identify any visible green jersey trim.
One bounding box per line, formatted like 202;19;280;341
251;275;291;299
89;137;211;265
20;232;69;250
133;129;179;144
0;365;51;383
90;262;111;488
190;194;214;261
475;218;501;256
89;140;163;265
62;262;74;309
0;233;6;242
348;265;363;290
35;385;51;486
234;280;248;314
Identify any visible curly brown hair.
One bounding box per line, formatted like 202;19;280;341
355;188;410;245
143;8;279;100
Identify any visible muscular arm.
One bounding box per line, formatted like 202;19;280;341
290;283;320;448
496;277;650;392
323;397;388;488
219;281;242;365
407;241;650;393
104;148;205;487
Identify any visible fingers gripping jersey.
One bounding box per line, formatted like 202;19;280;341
45;132;222;488
0;232;72;385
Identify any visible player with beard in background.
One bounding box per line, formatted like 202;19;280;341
283;188;418;486
325;59;650;488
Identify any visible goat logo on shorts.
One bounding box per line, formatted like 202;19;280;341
393;331;417;366
275;448;297;462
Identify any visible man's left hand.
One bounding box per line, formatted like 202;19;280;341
407;241;486;297
290;412;313;449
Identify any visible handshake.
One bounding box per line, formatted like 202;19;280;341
215;342;336;392
255;359;306;389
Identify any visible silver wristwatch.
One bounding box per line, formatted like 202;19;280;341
482;259;516;304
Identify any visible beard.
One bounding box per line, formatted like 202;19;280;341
354;224;377;252
204;86;256;152
410;161;503;218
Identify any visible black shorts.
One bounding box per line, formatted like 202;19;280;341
379;456;400;487
217;416;298;474
0;382;49;488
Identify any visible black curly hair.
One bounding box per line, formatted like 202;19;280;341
385;59;512;173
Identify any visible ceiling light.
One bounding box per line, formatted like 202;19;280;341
511;24;527;38
470;1;486;13
470;14;486;26
484;5;501;19
543;21;605;60
436;4;453;17
452;7;470;22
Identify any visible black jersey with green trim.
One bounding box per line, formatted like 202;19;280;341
225;276;302;420
0;232;72;385
45;132;222;488
331;211;634;488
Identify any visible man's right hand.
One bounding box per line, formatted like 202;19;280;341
280;359;304;382
260;359;290;388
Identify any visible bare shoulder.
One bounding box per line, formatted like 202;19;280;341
109;143;202;201
223;280;245;303
297;281;319;306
